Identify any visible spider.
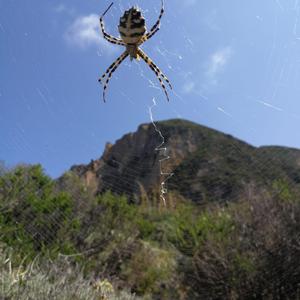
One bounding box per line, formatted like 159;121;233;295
98;0;172;102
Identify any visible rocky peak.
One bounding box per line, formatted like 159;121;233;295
70;119;205;201
69;119;300;205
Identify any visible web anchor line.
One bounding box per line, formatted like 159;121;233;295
148;98;174;206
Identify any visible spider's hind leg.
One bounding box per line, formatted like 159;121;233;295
149;60;172;90
99;55;122;84
138;48;172;101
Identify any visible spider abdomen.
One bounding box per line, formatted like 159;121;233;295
118;7;146;45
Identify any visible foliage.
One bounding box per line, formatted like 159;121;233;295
121;241;177;296
0;165;77;258
185;194;300;299
2;164;300;299
0;160;7;176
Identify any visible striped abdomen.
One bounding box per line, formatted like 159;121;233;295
118;7;146;45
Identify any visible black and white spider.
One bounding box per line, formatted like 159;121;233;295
98;1;172;102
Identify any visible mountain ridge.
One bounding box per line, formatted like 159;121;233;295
67;119;300;204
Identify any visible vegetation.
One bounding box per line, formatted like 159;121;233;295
1;164;300;299
0;244;139;300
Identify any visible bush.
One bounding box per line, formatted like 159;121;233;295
0;165;77;257
185;194;300;299
121;241;178;297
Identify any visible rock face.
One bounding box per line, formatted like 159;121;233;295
70;120;200;203
69;119;300;204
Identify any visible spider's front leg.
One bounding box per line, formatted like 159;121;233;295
100;17;125;46
140;27;159;44
141;0;164;43
99;2;125;46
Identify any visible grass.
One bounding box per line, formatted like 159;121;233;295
0;245;140;300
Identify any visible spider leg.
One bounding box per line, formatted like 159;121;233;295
138;48;171;101
99;51;128;102
99;51;126;83
100;17;125;46
142;0;164;43
140;27;159;44
138;48;172;89
149;58;172;90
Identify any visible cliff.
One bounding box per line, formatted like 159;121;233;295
68;119;300;204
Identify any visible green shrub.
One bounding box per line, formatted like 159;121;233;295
121;241;177;297
0;165;76;257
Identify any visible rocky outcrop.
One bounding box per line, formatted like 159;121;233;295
70;120;202;202
69;119;300;204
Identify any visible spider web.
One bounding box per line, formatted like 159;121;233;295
1;0;300;298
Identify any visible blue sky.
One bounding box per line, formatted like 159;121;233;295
1;0;300;178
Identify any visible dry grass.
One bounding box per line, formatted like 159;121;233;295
0;245;140;300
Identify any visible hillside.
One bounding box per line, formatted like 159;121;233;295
2;119;300;299
68;119;300;204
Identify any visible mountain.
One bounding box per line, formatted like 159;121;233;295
68;119;300;204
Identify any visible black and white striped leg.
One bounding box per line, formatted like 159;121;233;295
98;51;127;83
141;27;160;44
99;51;128;102
138;48;171;102
139;48;172;89
148;57;172;90
143;0;164;42
104;36;124;46
100;17;125;46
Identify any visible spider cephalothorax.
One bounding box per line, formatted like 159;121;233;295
98;1;172;102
